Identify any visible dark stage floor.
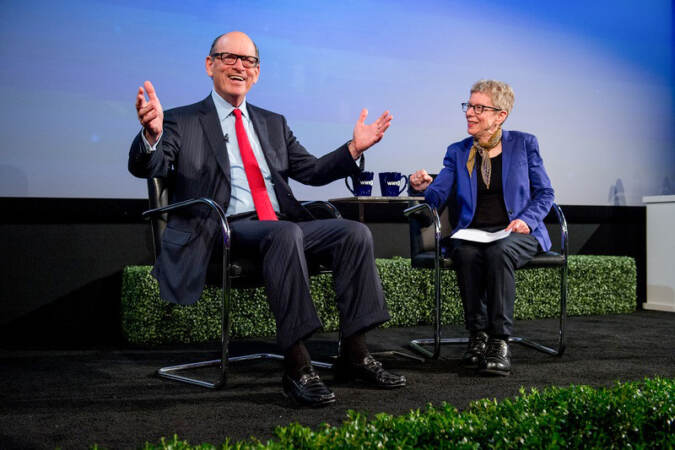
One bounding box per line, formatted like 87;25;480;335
1;311;673;449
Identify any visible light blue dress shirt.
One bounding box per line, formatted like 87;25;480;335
210;90;280;216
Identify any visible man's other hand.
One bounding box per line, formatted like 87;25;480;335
349;109;393;159
135;80;164;146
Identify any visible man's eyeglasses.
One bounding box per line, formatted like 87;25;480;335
461;103;502;114
210;52;259;68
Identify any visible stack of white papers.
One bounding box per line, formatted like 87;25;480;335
451;228;511;243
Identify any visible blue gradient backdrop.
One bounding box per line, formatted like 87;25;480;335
0;0;672;205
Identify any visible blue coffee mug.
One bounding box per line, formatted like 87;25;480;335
345;171;374;196
379;172;408;197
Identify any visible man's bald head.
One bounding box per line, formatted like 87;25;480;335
209;31;259;59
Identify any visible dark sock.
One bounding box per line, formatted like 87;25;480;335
342;331;369;364
492;334;509;342
283;341;312;379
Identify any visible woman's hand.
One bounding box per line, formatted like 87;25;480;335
410;169;433;191
506;219;530;234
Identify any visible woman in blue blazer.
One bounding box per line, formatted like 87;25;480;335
410;80;554;376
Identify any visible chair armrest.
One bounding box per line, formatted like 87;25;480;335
302;200;342;219
403;203;435;228
142;197;231;246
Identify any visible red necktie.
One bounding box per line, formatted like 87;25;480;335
233;108;278;221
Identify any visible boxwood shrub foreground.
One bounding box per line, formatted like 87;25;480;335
137;377;673;449
121;256;636;345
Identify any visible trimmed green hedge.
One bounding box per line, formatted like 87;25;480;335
121;255;636;344
141;377;674;449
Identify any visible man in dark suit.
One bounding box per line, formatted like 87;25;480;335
129;31;405;406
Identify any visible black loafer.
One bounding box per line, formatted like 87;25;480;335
334;354;406;389
478;338;511;376
282;366;336;407
462;331;488;368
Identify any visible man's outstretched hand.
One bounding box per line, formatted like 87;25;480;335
348;109;393;159
135;80;163;146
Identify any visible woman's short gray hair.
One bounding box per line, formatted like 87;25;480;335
471;80;515;115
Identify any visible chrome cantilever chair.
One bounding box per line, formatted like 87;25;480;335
143;177;340;389
403;200;568;360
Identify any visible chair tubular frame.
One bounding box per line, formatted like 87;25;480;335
143;198;333;390
403;202;568;360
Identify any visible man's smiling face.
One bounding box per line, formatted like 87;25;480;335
205;31;260;107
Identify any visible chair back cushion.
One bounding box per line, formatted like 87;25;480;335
410;204;454;255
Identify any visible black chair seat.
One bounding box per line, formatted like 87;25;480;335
523;251;565;268
411;253;454;269
214;259;332;289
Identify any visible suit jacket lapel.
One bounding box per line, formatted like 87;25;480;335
198;96;231;183
247;103;310;220
247;104;279;170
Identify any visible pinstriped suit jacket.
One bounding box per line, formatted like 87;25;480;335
128;95;360;305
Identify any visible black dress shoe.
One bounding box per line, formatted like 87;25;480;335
462;331;488;368
334;354;406;389
478;338;511;376
282;366;336;407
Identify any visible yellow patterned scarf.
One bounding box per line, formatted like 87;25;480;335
466;127;502;189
